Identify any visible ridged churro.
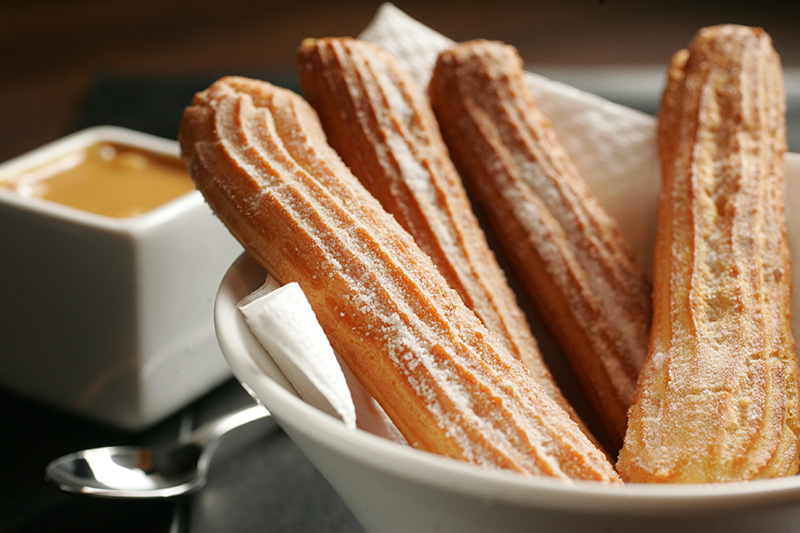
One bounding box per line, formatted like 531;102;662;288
617;25;800;483
179;76;619;481
429;40;652;449
295;37;587;435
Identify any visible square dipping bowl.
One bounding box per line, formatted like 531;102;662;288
0;126;242;430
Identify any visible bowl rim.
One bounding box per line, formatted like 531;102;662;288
215;252;800;514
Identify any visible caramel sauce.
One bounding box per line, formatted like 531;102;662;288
1;142;195;217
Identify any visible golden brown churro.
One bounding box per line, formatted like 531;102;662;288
429;40;652;449
295;37;587;435
179;76;619;482
617;25;800;483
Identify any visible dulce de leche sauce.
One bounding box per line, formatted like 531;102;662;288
2;143;194;217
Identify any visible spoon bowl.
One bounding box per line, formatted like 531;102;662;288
45;404;270;498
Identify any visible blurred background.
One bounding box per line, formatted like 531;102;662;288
3;0;799;164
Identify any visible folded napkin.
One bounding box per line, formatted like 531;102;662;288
239;278;405;442
238;281;357;427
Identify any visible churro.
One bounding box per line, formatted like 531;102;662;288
179;76;619;481
617;25;800;483
429;40;652;448
296;37;586;433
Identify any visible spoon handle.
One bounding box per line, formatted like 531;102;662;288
188;404;271;450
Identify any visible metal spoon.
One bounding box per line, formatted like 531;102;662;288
45;404;270;498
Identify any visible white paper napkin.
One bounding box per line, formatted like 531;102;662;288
238;280;357;428
239;278;406;442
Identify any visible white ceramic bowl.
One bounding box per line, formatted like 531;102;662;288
216;253;800;533
0;126;242;429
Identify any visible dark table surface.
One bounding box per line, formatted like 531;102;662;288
2;378;364;533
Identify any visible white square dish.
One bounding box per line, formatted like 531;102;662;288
0;126;242;430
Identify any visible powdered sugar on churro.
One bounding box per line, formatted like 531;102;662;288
180;75;619;481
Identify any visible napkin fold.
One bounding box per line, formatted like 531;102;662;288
239;278;405;442
238;280;357;428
